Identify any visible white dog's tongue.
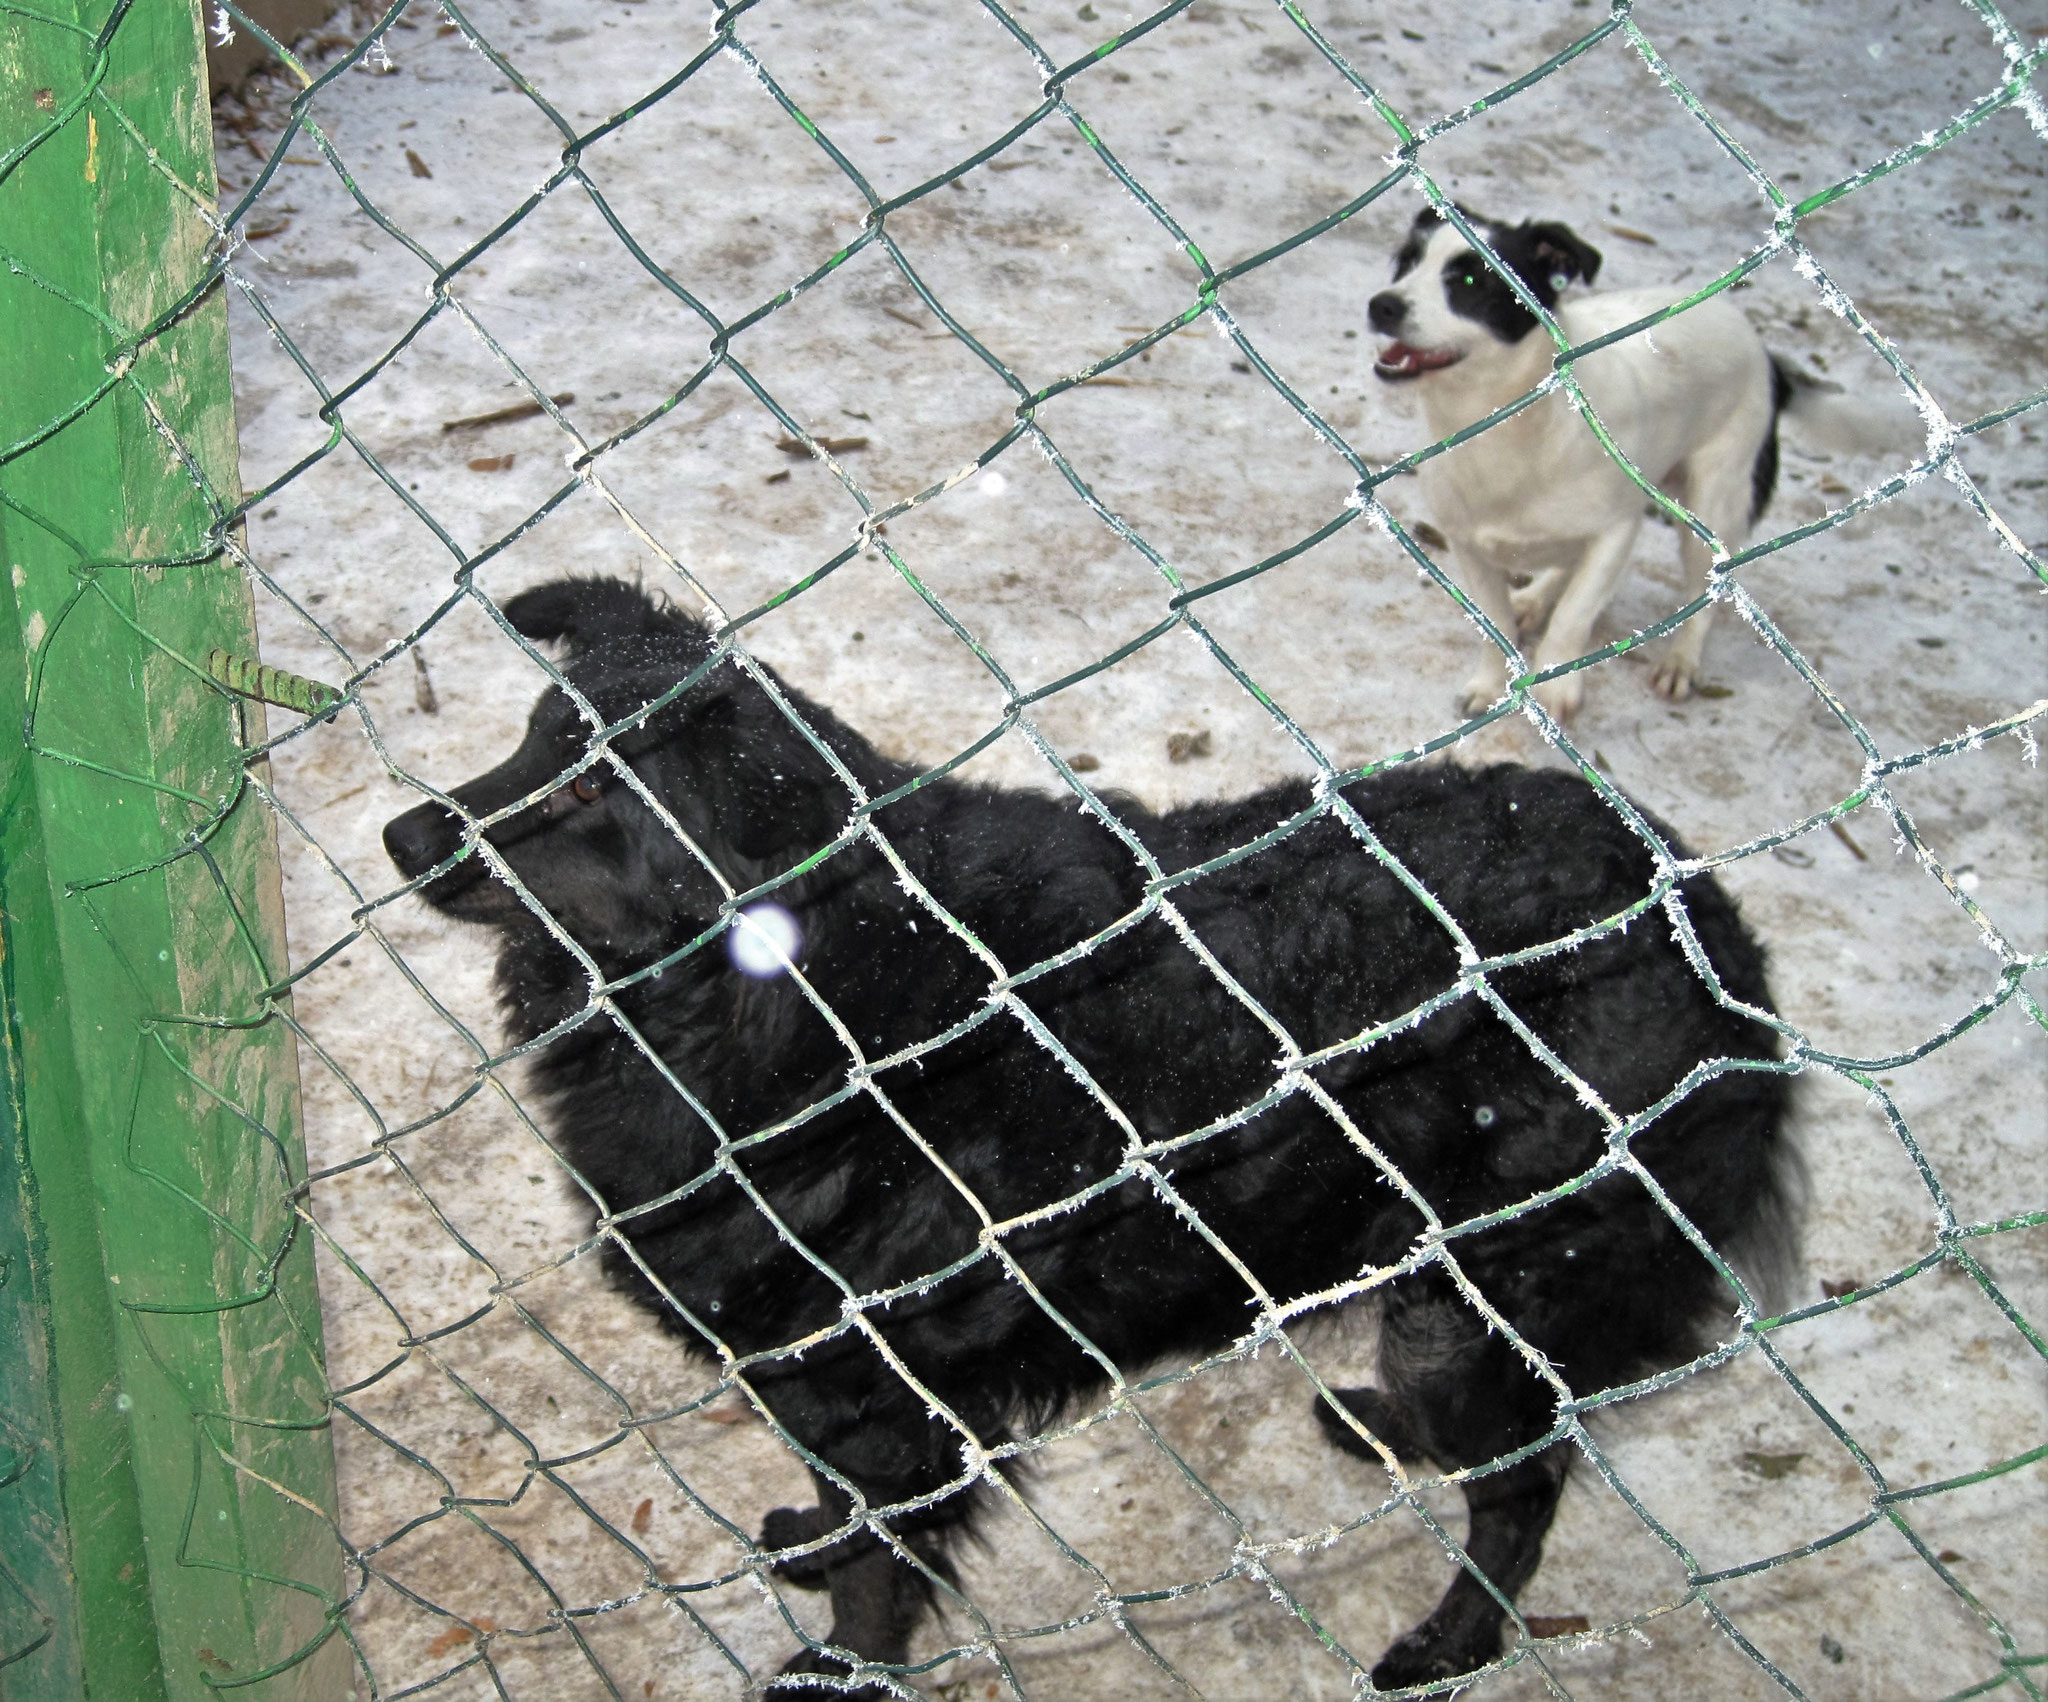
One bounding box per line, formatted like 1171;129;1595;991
1375;341;1457;376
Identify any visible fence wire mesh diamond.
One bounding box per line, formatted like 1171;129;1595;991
4;0;2044;1696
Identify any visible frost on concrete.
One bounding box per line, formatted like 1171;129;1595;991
211;1;2046;1696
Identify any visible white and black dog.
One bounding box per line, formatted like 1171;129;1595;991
1369;205;1910;719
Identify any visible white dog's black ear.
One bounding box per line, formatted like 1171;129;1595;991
1525;223;1602;290
501;577;697;657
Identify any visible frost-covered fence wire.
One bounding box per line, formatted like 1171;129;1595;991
9;0;2046;1694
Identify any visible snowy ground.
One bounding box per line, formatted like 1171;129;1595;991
212;2;2046;1697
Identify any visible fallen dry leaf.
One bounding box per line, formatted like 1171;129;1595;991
425;1616;496;1658
1821;1278;1862;1300
1525;1614;1591;1638
632;1497;654;1535
1605;223;1658;245
1167;729;1212;763
1741;1451;1805;1480
775;434;868;456
1409;520;1449;551
467;454;514;473
406;147;433;178
1068;753;1101;773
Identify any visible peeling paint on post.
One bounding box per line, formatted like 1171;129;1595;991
0;3;346;1697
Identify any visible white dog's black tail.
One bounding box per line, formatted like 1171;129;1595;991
1754;355;1925;518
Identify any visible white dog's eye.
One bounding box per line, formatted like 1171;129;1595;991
570;773;602;804
1549;271;1569;291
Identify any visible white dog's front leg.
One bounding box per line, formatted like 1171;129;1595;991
1447;545;1527;717
1653;506;1737;701
1528;520;1641;722
1509;568;1567;638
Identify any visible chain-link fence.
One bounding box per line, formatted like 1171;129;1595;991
4;0;2045;1696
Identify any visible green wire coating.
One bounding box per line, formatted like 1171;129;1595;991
205;646;342;717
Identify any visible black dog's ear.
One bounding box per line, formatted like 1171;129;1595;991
1525;221;1602;290
501;577;692;658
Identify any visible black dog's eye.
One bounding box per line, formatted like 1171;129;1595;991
571;773;603;804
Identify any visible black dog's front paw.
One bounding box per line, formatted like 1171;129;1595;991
1369;1625;1493;1693
769;1643;897;1698
760;1505;839;1591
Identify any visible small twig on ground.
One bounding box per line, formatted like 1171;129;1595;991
440;393;575;432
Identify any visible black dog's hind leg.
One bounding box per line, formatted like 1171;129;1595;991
759;1496;841;1592
1363;1276;1569;1693
1316;1385;1426;1465
764;1468;963;1696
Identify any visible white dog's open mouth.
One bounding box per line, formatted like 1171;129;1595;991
1373;341;1463;380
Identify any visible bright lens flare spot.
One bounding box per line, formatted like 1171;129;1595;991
727;902;802;978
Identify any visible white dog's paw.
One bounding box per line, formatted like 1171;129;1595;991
1530;672;1586;724
1650;656;1698;701
1457;673;1502;718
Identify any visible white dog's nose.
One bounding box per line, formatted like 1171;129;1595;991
1367;291;1407;335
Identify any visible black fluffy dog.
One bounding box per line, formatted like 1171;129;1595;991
384;577;1793;1693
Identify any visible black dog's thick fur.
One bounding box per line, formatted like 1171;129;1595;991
385;578;1793;1693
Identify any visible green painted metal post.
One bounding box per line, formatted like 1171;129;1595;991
0;2;348;1697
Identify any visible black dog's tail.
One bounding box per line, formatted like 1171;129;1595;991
1654;859;1804;1322
1723;1121;1807;1317
1754;354;1923;520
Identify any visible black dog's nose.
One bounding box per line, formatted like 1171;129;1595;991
1367;291;1407;335
384;798;466;883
